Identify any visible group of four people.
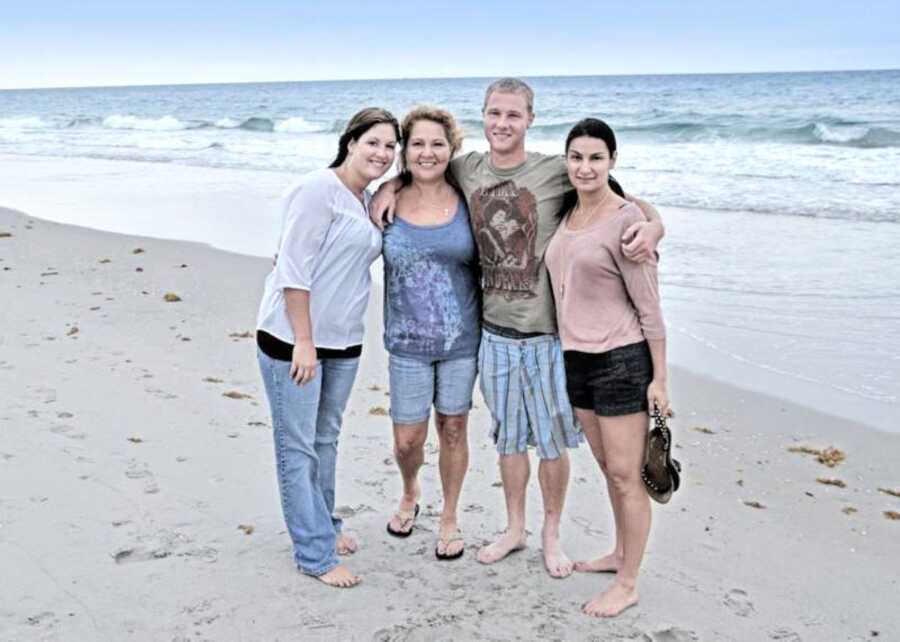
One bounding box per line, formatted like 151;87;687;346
255;78;668;618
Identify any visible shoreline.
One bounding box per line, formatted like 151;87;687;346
2;150;895;433
2;206;899;640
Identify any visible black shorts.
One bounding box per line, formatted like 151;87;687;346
563;341;653;416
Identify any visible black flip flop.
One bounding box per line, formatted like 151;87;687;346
641;408;682;504
435;530;465;561
386;503;419;538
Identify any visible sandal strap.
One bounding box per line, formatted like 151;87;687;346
438;529;464;545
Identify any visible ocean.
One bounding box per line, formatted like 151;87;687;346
1;70;898;430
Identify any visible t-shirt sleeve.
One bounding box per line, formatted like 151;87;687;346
615;207;666;340
271;176;334;293
450;151;482;194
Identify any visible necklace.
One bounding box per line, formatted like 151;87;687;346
569;187;613;230
415;184;453;217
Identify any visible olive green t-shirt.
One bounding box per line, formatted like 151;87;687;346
451;151;569;335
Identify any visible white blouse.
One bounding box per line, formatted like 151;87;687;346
256;168;382;349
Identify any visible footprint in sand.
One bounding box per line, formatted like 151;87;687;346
653;628;700;642
49;424;87;440
113;529;217;565
334;504;375;518
25;611;58;628
723;588;756;617
570;514;606;537
125;460;158;494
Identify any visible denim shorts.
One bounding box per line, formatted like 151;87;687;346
388;353;478;424
563;341;653;416
478;330;581;460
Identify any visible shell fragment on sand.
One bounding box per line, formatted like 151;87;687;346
222;391;252;400
693;426;715;434
238;524;255;535
229;331;253;339
203;377;224;383
368;406;388;416
884;511;900;521
744;501;767;509
163;292;182;302
878;488;900;498
133;248;145;254
816;478;847;488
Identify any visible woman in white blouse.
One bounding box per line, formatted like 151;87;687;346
256;108;400;588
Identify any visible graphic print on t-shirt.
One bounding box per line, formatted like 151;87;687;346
469;180;538;300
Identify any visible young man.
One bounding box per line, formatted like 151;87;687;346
372;78;663;578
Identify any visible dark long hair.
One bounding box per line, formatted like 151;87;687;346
557;117;625;219
329;107;401;168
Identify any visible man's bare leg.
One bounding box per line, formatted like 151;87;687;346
477;452;528;563
538;450;574;578
574;408;623;573
435;412;469;556
583;412;650;618
387;422;427;534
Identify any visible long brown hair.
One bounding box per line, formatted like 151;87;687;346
329;107;401;168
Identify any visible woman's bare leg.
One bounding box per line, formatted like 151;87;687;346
583;411;650;618
434;412;469;555
388;421;428;533
574;408;625;573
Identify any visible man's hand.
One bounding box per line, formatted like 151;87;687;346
369;178;401;230
622;220;663;263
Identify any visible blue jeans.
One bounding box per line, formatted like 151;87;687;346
257;349;359;576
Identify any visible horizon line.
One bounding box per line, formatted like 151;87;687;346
2;66;897;92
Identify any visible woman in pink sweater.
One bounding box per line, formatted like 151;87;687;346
545;117;669;618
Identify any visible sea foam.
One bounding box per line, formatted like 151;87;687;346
103;115;189;131
0;116;49;129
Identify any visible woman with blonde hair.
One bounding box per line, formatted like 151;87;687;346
382;106;480;561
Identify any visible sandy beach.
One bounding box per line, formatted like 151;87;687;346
2;205;899;641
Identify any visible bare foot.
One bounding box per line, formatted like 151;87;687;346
476;530;526;564
542;531;574;578
574;551;622;574
582;580;639;618
336;532;358;556
317;565;361;588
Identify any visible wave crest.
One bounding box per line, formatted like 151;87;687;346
274;116;319;133
103;115;189;131
0;116;49;129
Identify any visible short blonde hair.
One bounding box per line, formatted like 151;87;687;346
483;78;534;115
399;105;463;175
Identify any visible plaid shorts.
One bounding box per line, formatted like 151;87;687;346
478;329;581;460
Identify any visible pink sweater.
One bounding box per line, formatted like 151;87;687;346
545;202;665;353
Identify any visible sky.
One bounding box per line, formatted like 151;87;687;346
1;1;898;89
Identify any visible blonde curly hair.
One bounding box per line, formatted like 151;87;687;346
399;105;463;177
